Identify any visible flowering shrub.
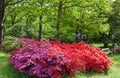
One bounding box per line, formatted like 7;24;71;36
51;42;112;73
8;38;112;78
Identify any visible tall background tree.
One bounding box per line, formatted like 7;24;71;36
1;0;113;51
108;0;120;46
0;0;5;50
0;0;24;50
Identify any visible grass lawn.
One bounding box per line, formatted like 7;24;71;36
0;52;120;78
91;43;112;47
0;52;37;78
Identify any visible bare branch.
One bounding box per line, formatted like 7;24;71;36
14;15;24;24
3;15;7;22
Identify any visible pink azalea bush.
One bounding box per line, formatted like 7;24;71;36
8;38;112;78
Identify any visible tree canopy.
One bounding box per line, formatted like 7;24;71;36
0;0;119;50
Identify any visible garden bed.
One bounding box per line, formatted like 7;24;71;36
1;52;120;78
8;38;112;78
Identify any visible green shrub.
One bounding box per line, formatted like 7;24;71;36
111;32;120;46
3;36;21;52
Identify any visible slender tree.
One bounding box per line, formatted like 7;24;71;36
0;0;24;50
0;0;5;50
38;0;44;40
39;16;42;39
56;1;63;42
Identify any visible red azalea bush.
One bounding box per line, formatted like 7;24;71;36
51;42;112;73
8;38;112;78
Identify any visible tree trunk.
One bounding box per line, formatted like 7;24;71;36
0;0;5;50
56;1;62;42
103;43;108;48
38;16;42;40
75;31;78;42
25;15;32;38
112;42;115;48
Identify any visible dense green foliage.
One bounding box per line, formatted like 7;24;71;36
3;36;21;52
108;0;120;46
0;0;119;50
4;0;112;42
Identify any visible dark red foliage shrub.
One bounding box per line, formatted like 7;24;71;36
8;38;112;78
